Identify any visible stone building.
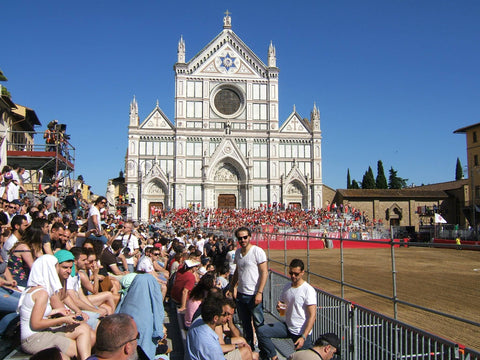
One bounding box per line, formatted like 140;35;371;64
125;13;323;220
332;180;469;231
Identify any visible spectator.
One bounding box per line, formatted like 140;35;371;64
186;293;227;360
8;223;44;287
228;226;268;349
18;254;92;359
184;273;216;328
99;240;128;279
43;222;65;255
287;333;340;360
257;259;317;360
115;220;140;273
171;258;200;312
87;197;108;244
87;314;139;360
4;214;28;253
63;188;77;220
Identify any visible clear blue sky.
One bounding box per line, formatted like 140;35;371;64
2;1;478;195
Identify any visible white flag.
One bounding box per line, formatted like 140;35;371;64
434;213;447;224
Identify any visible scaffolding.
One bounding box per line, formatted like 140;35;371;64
6;130;75;197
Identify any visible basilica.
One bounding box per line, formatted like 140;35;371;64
125;13;323;220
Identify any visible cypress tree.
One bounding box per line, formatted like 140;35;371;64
389;167;408;189
455;158;464;180
351;180;360;189
376;160;388;189
362;167;376;189
347;169;352;189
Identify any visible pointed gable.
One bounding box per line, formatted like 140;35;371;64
139;106;174;130
207;138;248;181
186;29;267;79
280;109;311;134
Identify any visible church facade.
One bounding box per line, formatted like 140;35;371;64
125;13;323;220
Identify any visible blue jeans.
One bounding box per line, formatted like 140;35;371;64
0;287;21;335
236;292;264;349
88;234;108;245
257;321;312;359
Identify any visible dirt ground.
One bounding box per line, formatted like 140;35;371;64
268;247;480;351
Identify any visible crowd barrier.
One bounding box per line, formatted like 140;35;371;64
265;271;480;360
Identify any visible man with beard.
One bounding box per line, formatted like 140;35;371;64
87;314;139;360
3;214;28;253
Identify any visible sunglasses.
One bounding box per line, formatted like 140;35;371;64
289;271;302;276
153;253;160;256
117;332;140;348
237;235;249;240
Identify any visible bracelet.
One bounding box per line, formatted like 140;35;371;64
257;291;263;294
301;334;306;340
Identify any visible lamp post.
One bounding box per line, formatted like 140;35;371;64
137;167;142;222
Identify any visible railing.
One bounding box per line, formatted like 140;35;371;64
265;271;480;360
195;227;480;358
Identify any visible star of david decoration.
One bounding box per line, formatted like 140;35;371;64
220;53;236;71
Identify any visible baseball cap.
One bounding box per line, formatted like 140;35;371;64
316;333;341;355
184;259;201;268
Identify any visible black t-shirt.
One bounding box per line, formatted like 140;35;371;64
64;195;77;210
99;248;118;276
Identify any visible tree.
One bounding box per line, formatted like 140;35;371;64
347;169;352;189
361;166;376;189
388;167;408;189
455;158;464;180
351;180;360;189
376;160;388;189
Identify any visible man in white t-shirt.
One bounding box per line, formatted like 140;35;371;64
116;220;139;273
257;259;317;360
87;196;108;244
228;226;268;350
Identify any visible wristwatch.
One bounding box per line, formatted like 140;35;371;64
301;334;306;340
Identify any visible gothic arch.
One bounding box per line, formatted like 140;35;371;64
208;156;247;183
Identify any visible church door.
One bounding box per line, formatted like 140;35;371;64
218;194;236;209
149;202;164;217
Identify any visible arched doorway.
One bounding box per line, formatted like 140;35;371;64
285;181;306;209
149;202;163;218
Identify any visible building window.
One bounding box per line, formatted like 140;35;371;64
476;186;480;199
186;160;202;177
475;155;479;166
186;101;202;118
252;84;267;100
253;143;267;158
474;131;477;143
186;185;202;204
187;81;202;98
253;185;268;208
186;141;202;156
253;161;268;179
215;88;241;115
252;103;267;120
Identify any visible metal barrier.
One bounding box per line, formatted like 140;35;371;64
265;271;480;360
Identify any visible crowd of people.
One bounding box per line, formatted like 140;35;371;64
0;161;345;359
155;205;385;235
0;179;342;359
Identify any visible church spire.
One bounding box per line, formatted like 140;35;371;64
177;35;185;63
129;95;139;127
311;102;320;131
268;41;276;67
223;10;232;29
311;102;320;121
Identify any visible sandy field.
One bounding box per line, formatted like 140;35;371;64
268;247;480;351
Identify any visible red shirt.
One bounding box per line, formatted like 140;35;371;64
171;267;196;303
